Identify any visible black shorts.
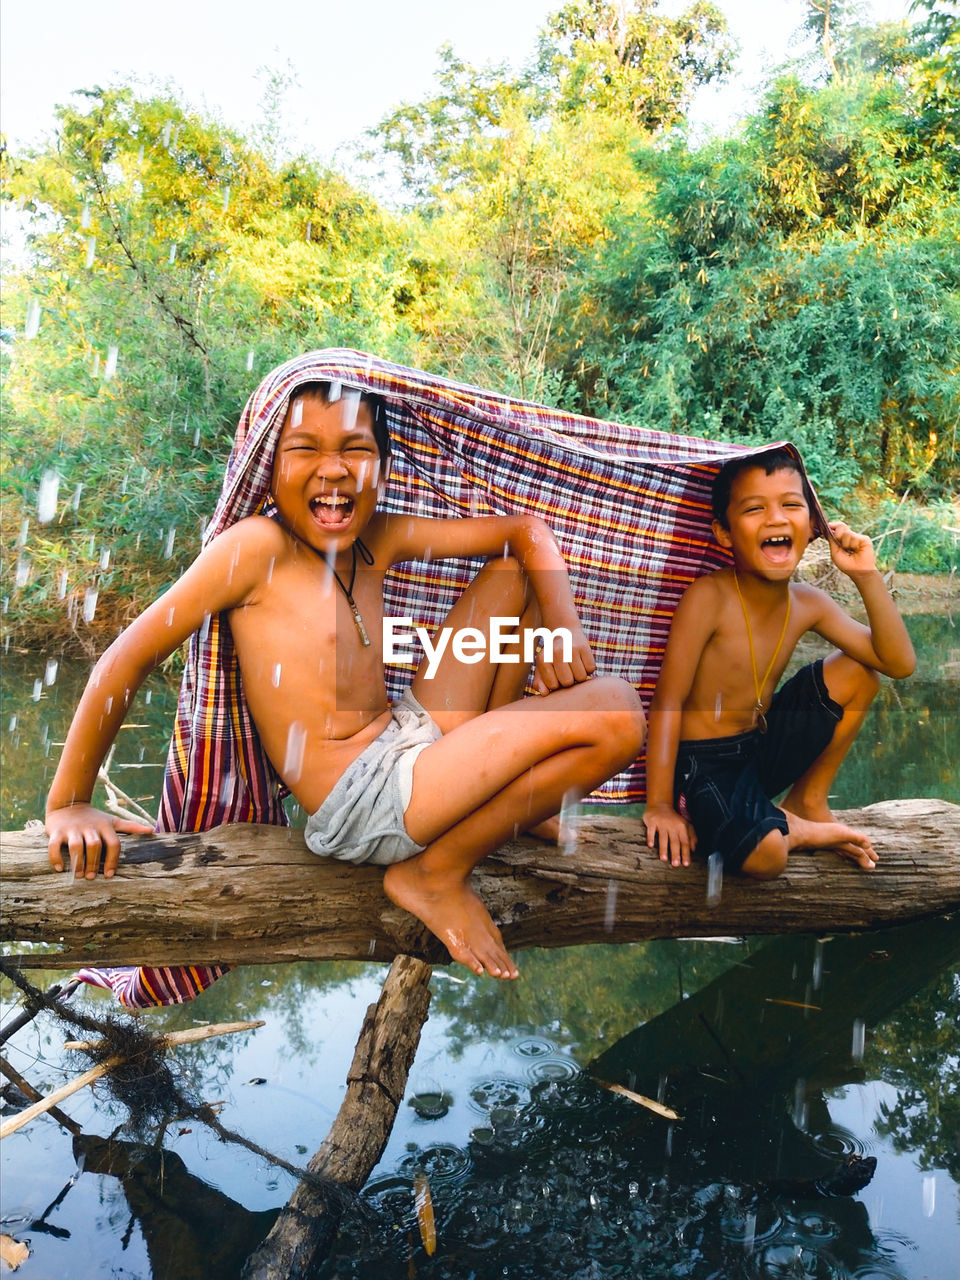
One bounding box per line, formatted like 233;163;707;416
674;660;843;871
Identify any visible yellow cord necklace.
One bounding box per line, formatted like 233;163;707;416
733;569;791;733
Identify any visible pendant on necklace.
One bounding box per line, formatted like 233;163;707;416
347;599;371;647
754;702;768;734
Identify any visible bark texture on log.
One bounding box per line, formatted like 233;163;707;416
243;954;432;1279
2;800;957;970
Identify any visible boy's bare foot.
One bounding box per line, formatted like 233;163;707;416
525;815;560;842
382;859;519;979
782;809;878;869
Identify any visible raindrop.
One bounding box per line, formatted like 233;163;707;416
161;121;173;147
470;491;481;517
15;554;31;588
88;534;96;556
272;663;282;688
246;350;254;372
199;613;212;641
283;721;307;782
851;1018;865;1063
163;528;176;559
922;1173;936;1217
84;236;96;269
328;381;342;402
265;556;276;583
137;144;144;165
792;1078;807;1130
714;691;722;721
57;570;68;599
169;244;178;264
706;851;723;906
32;679;43;702
104;346;118;380
82;587;99;622
8;716;17;732
290;397;303;428
222;185;231;211
144;690;152;705
81;202;91;230
24;299;41;339
72;484;83;512
44;658;59;686
370;459;381;489
166;606;176;627
120;473;129;496
17;518;29;546
812;939;824;991
603;879;618;932
99;547;111;571
305;221;312;241
91;351;100;377
558;790;580;855
192;426;200;446
368;939;376;956
356;460;369;491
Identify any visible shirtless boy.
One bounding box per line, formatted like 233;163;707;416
643;448;915;879
46;381;645;978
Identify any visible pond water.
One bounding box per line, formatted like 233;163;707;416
2;614;958;1279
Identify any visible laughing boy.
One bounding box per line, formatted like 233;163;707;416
643;447;915;879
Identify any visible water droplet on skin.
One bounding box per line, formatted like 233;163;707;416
166;606;176;627
44;658;58;686
851;1017;865;1062
104;696;114;715
84;236;96;269
24;299;42;339
38;470;60;523
272;663;282;688
32;679;43;702
104;346;118;380
246;350;254;371
706;852;723;906
163;528;176;559
82;587;99;622
603;879;618;932
283;722;307;782
290;397;304;428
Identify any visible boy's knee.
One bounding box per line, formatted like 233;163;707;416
740;829;788;880
594;676;646;760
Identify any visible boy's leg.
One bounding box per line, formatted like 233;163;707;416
780;653;880;824
383;676;646;979
409;554;538;729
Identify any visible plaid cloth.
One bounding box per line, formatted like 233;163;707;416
76;348;815;1006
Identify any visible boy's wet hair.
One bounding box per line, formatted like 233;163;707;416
711;447;813;529
292;380;391;463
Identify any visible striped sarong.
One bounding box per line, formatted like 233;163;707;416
75;348;812;1006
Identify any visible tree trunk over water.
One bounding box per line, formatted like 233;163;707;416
2;799;957;970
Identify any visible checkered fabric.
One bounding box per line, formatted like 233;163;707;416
77;348;814;1007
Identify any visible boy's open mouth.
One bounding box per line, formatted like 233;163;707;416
761;534;794;563
310;494;355;530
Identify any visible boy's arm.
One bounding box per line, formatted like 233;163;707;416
808;522;916;678
377;513;594;691
45;519;283;879
643;579;717;868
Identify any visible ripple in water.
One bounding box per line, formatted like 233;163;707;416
469;1078;532;1113
397;1143;472;1188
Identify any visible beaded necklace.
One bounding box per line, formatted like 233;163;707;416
733;569;791;733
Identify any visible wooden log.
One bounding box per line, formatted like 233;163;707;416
2;799;957;969
243;954;432;1279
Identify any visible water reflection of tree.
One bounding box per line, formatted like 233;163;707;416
868;966;960;1179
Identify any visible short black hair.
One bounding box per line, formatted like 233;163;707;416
291;380;391;463
711;447;810;528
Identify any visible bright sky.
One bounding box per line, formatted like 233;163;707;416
1;0;913;163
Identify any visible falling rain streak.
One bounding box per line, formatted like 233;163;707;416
82;588;99;623
283;721;307;783
24;300;41;339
